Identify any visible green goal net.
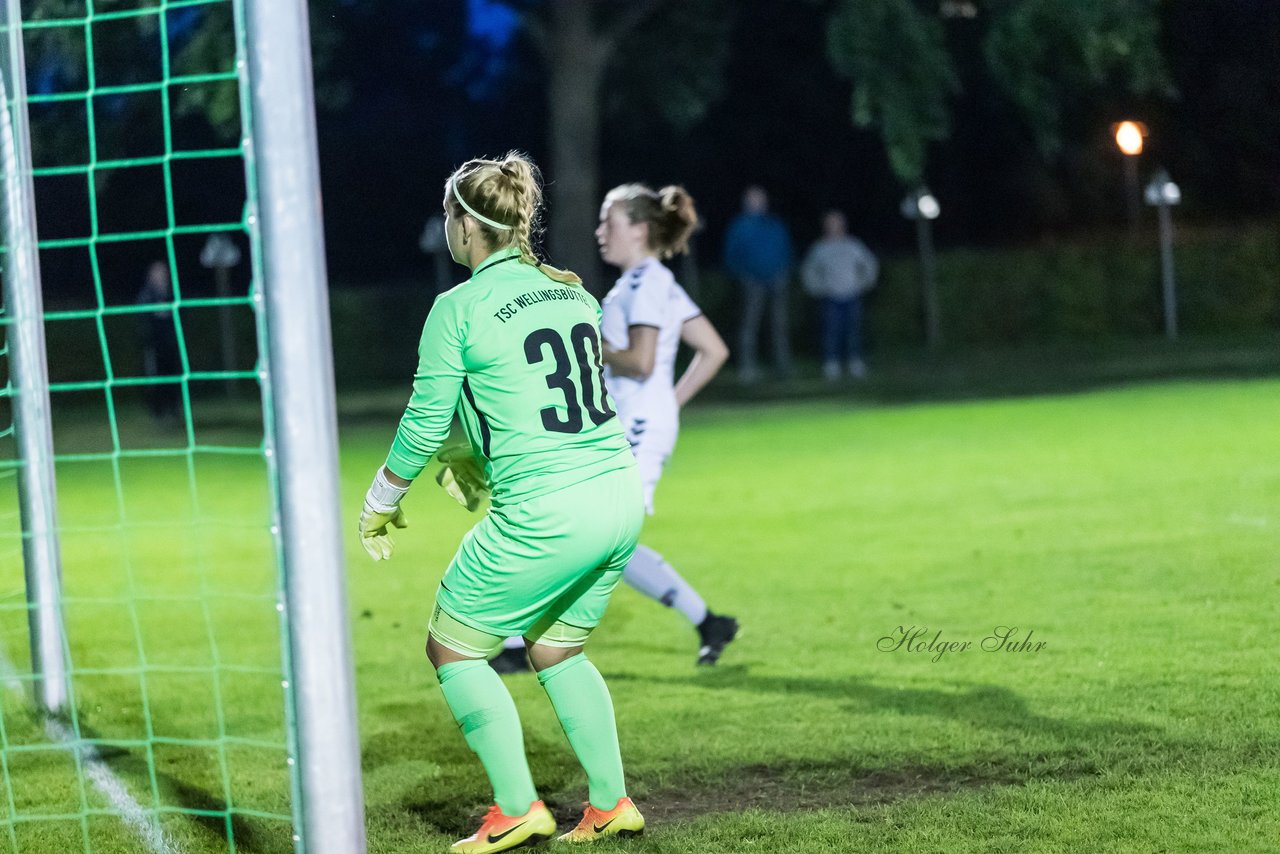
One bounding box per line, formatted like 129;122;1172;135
0;1;334;851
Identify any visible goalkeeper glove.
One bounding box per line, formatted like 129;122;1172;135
434;437;491;512
359;468;409;561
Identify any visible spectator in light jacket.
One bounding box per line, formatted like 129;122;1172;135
801;210;878;380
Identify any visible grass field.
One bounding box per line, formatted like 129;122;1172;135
2;370;1278;852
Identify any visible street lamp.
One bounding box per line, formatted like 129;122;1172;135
1112;120;1147;232
1144;169;1181;340
901;187;941;348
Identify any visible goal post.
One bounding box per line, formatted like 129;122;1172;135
0;0;367;849
240;0;367;851
0;0;69;717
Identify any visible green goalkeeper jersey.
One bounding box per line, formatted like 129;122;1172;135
385;247;633;504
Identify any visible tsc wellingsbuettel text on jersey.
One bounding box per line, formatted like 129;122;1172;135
492;285;596;324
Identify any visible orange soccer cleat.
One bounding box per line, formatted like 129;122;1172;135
450;800;557;853
557;797;645;843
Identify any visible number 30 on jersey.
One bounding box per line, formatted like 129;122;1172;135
524;323;616;434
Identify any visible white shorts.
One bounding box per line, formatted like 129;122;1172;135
620;409;677;515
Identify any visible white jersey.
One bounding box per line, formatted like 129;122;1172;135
601;258;701;513
601;257;701;417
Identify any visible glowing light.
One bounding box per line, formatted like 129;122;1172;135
1114;121;1145;156
1145;171;1182;206
900;188;941;221
917;193;941;220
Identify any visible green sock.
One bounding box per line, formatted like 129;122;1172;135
437;659;537;816
537;653;626;810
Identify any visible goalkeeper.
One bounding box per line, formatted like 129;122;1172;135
455;183;739;672
359;152;646;851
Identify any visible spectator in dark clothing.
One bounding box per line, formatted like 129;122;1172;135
136;260;181;424
722;186;793;383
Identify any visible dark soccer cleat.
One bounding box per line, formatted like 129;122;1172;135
489;646;531;675
696;612;739;666
558;797;645;843
451;801;556;853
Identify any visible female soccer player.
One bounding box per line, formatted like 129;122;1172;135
488;185;738;673
596;183;738;665
358;153;646;851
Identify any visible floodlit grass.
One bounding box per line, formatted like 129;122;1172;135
1;373;1278;852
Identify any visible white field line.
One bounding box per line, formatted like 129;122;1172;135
0;648;180;854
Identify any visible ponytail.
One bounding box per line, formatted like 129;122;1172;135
603;182;699;259
446;151;583;286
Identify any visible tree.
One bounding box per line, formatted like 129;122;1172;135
522;0;731;286
825;0;1171;186
825;0;958;188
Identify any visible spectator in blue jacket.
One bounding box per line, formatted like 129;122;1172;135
723;186;793;383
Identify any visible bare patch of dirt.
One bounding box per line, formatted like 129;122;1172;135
595;758;1096;823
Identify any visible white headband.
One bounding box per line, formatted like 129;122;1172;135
451;175;513;231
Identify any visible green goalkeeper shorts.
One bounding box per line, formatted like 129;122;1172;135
432;463;644;647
